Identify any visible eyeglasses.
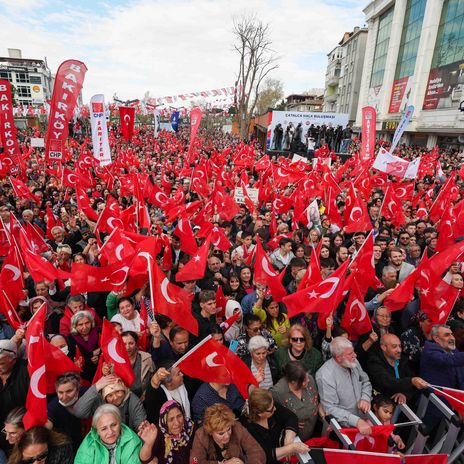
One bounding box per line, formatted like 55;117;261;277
0;347;16;355
248;327;261;333
1;428;18;436
291;337;305;343
21;450;48;464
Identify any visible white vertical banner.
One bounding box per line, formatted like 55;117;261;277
90;94;112;166
153;109;160;138
390;105;414;154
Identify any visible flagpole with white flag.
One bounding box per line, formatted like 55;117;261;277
172;335;212;369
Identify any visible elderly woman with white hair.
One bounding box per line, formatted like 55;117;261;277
74;404;154;464
67;310;101;382
242;335;280;390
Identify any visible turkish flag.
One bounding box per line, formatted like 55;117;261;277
99;227;136;266
253;237;278;286
95;195;124;234
386;159;409;177
435;205;456;253
403;456;447;464
220;311;240;333
341;278;372;340
383;267;418;312
197;224;232;253
349;232;381;294
283;260;350;324
1;245;25;311
176;236;211;282
43;338;81;394
432;386;464;415
240;180;256;215
187;107;202;163
70;261;131;294
325;187;343;229
9;176;40;203
138;298;149;351
340;424;394;453
420;277;460;325
175;336;257;398
310;447;401;464
22;245;71;282
24;304;48;429
381;185;404;227
23;223;50;254
174;218;198;256
215;285;227;318
151;260;198;335
344;183;373;233
119;106;135;142
298;243;323;290
272;194;293;214
100;319;135;386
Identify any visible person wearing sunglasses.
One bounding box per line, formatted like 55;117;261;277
235;314;277;359
7;425;73;464
242;388;309;464
274;324;323;378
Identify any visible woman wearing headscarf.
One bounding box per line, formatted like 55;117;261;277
224;300;243;343
140;400;195;464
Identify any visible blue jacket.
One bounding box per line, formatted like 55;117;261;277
420;340;464;389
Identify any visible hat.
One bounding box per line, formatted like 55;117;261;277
101;379;127;400
0;339;18;356
57;244;72;255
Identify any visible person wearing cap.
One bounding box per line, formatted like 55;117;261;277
71;375;147;432
0;339;29;448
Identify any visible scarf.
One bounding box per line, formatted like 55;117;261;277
160;384;191;419
159;400;194;464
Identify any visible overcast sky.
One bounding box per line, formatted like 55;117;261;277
0;0;366;105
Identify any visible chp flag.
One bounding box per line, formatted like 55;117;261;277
90;94;112;166
0;80;22;174
45;60;87;163
360;106;376;162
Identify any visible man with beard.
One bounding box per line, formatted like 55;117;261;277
421;325;464;389
316;337;373;435
48;372;88;451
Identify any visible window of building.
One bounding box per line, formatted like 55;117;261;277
16;86;31;98
394;0;427;80
431;0;464;68
15;72;30;83
370;7;394;88
0;70;12;80
29;75;42;84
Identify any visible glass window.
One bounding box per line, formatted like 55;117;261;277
16;86;31;98
431;0;464;68
394;0;427;80
29;76;42;84
370;7;394;88
0;70;11;80
15;72;30;83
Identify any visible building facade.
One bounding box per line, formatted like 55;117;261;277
323;27;368;123
285;92;324;112
0;48;53;107
355;0;464;148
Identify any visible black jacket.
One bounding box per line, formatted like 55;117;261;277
366;352;416;400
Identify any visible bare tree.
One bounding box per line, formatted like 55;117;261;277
255;78;284;115
233;14;278;140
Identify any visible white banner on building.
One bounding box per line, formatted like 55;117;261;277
90;94;112;166
266;110;349;150
153;109;160;138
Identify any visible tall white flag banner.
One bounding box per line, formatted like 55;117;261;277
90;94;112;166
153;109;160;138
404;156;421;179
390;105;414;154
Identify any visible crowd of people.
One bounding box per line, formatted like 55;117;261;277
0;119;463;464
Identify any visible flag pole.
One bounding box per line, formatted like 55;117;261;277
430;385;464;407
172;335;212;369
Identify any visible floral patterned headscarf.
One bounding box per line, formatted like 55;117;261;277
159;400;194;464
